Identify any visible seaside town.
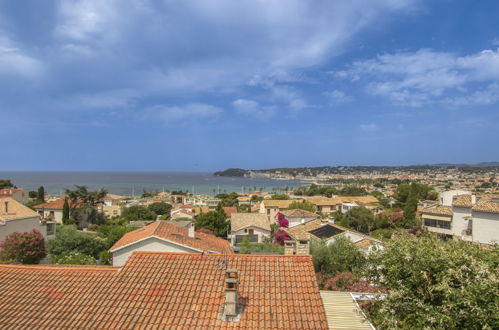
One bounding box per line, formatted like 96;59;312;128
0;165;498;328
2;1;499;329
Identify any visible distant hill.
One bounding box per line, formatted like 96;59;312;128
213;162;499;177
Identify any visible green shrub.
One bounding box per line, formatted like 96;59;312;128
98;250;113;265
48;225;107;258
52;251;96;265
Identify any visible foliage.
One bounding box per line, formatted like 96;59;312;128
342;207;375;234
294;183;338;197
273;229;290;245
121;205;157;222
148;202;172;216
96;225;135;249
48;225;107;258
65;185;108;226
365;233;499;329
276;213;289;228
62;197;70;224
370;228;394;241
141;189;158;198
339;185;368;196
37;186;45;203
239;239;284;254
370;190;384;200
394;182;435;205
324;272;381;293
0;179;15;189
311;237;367;289
288;200;316;212
194;210;229;237
28;190;38;199
52;251;97;265
0;229;47;264
158;213;170;220
215;192;239;207
270;194;290;200
98;250;113;265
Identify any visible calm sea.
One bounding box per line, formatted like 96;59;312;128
0;172;305;196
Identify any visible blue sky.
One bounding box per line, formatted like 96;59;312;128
1;0;498;172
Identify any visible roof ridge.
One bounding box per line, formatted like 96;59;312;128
131;251;311;258
0;264;118;272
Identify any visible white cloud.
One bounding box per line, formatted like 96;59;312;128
360;123;378;131
143;103;223;122
324;90;352;103
337;48;499;106
0;35;44;78
233;99;276;118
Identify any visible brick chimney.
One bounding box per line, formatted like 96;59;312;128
223;269;239;318
188;222;195;238
3;200;8;215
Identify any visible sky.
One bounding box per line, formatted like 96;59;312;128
1;0;498;172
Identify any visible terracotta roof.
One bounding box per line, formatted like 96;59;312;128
223;206;238;216
110;221;232;254
250;202;261;212
280;209;318;218
230;213;271;232
452;194;473;208
284;219;324;240
0;197;39;221
0;252;328;329
104;194;123;200
472;195;499;214
305;195;379;206
33;199;80;210
422;206;453;216
262;199;294;209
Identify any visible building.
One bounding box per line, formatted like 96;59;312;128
259;199;294;222
304;195;379;214
110;221;233;266
284;219;384;253
33;199;71;224
422;193;499;245
0;252;328;329
229;213;271;248
279;208;318;227
0;188;29;204
0;197;55;241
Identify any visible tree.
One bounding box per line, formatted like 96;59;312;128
365;233;499;329
339;186;368;196
288;200;316;212
148;202;172;216
121;205;157;222
343;207;375;233
194;209;229;237
48;226;107;258
62;197;70;224
270;194;290;200
65;185;107;226
311;237;366;288
0;229;47;264
402;183;419;228
215;192;239;207
37;186;45;203
28;190;38;199
96;225;135;249
51;251;97;265
0;179;15;189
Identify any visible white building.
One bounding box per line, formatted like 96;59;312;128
0;197;55;242
422;193;499;245
109;221;232;266
279;209;318;227
0;188;29;204
229;213;271;248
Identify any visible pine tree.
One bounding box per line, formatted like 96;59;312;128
62;197;70;224
37;186;45;203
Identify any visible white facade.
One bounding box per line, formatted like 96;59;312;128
439;190;471;206
0;216;55;242
472;211;499;245
111;236;200;267
37;209;63;224
229;226;271;246
287;216;316;228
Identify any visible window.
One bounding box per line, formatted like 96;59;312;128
424;218;451;229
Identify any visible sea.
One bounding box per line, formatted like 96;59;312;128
0;172;305;196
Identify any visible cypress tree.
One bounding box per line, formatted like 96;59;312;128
37;186;45;203
62;197;70;224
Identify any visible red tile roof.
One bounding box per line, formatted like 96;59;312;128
110;221;233;254
223;206;238;216
33;199;80;210
0;252;328;329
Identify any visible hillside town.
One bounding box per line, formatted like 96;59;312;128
0;174;497;329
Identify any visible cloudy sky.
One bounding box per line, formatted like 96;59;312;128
1;0;498;171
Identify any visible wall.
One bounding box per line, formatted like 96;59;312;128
230;226;271;246
472;211;499;245
439;190;471;206
287;216;316;228
38;209;63;224
0;216;48;242
112;237;199;267
451;206;472;238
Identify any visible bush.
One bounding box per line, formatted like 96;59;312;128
324;272;382;293
239;240;284;254
52;251;96;265
366;233;499;329
96;225;134;249
148;202;172;216
98;250;113;265
48;225;107;258
273;229;290;245
288;200;316;212
121;205;157;222
0;229;47;264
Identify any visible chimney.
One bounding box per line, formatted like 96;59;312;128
223;269;239;318
188;222;195;238
284;240;296;255
3;201;8;215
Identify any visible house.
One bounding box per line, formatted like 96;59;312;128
259;199;294;222
102;194;124;206
33;199;74;224
422;192;499;245
0;252;328;329
0;188;29;204
304;195;380;214
171;209;196;220
284;219;384;253
229;213;271;248
0;197;55;241
279;209;318;227
222;206;238;217
101;194;124;217
110;221;232;266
